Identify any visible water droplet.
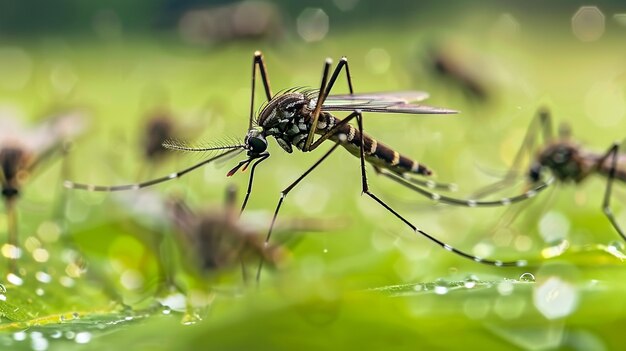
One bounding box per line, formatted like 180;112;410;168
0;283;6;293
65;331;75;340
72;312;80;319
434;279;449;295
35;288;45;296
0;294;6;301
608;240;625;252
519;272;536;282
323;248;328;254
13;331;26;341
59;315;66;322
162;306;172;315
412;284;424;292
464;274;479;289
74;332;91;344
50;331;62;339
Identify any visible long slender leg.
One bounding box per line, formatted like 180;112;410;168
304;59;331;151
600;142;625;241
240;153;270;215
249;51;273;130
304;57;354;152
255;143;342;281
64;148;241;191
354;113;526;267
375;167;553;207
471;107;554;199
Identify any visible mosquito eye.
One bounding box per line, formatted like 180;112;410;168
248;136;267;153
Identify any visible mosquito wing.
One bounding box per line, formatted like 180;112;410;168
321;91;458;114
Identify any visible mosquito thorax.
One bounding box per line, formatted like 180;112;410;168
538;143;581;181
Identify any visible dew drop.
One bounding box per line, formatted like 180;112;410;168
608;240;625;252
434;279;449;295
72;312;80;319
35;288;45;296
74;332;91;344
0;294;6;301
13;331;26;341
0;283;6;293
464;274;479;289
413;284;424;292
519;272;536;282
65;331;75;340
162;306;172;315
59;315;66;322
50;331;62;339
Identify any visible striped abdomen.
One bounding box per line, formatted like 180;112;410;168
318;112;432;176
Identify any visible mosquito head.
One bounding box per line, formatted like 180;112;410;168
244;128;268;156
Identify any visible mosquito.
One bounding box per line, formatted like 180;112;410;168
167;186;284;280
1;111;86;269
65;52;553;275
474;107;626;242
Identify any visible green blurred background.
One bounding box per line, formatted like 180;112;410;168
1;1;626;350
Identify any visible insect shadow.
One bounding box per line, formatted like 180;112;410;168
66;52;554;280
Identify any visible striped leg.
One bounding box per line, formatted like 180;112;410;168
64;148;241;191
353;112;527;267
600;142;626;241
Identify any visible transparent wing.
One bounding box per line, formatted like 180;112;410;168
321;91;458;114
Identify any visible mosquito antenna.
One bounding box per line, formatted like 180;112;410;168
64;148;241;192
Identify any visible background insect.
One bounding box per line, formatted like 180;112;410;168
474;107;626;244
0;110;86;270
66;52;553;276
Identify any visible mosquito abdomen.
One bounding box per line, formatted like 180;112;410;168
323;114;432;176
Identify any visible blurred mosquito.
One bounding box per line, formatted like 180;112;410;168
475;107;626;242
65;51;552;275
0;111;85;269
167;186;284;282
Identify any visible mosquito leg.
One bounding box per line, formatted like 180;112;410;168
240;153;270;215
600;142;625;241
303;59;332;151
376;167;552;207
249;51;273;130
64;148;241;192
305;57;355;152
256;143;342;282
472;107;555;199
353;112;526;267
